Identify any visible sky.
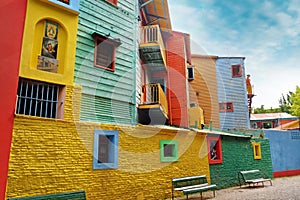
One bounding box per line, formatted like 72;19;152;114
168;0;300;109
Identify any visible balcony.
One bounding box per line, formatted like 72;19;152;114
138;84;168;125
139;25;167;72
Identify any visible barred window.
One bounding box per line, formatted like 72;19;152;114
16;78;64;119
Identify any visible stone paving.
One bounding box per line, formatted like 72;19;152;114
173;175;300;200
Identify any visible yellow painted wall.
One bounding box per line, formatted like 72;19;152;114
190;55;220;128
19;0;78;86
7;85;210;200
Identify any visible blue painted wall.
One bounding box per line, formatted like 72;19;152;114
216;57;250;130
264;129;300;173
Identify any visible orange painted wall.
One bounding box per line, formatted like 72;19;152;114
190;55;220;128
166;31;189;128
0;1;27;199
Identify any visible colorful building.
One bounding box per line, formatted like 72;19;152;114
0;1;28;199
190;55;220;128
74;0;138;125
250;112;298;129
5;0;275;199
216;57;250;130
265;129;300;177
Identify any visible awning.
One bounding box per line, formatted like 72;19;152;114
140;0;172;32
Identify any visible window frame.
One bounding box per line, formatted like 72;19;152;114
252;142;262;160
219;102;234;112
16;78;64;119
160;140;178;162
231;64;242;78
187;65;194;81
41;0;80;13
207;136;223;164
106;0;118;6
93;130;119;170
92;33;121;72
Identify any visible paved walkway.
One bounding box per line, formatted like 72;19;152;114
175;175;300;200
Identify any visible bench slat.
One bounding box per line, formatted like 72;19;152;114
183;184;217;195
174;183;209;191
172;175;206;182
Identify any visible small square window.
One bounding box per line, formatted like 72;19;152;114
219;102;234;112
208;137;223;164
232;64;242;77
160;140;178;162
93;130;119;169
252;142;262;160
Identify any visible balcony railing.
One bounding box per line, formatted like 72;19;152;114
139;25;167;71
141;83;168;118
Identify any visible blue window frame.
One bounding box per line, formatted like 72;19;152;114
42;0;80;13
93;130;119;169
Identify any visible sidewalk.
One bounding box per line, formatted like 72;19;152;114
175;175;300;200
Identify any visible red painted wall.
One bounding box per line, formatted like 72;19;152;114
166;31;188;128
0;1;27;199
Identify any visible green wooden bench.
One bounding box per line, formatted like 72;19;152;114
8;190;86;200
172;175;217;200
238;169;272;188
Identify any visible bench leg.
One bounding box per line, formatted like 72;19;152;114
213;190;216;197
186;194;188;200
200;192;202;200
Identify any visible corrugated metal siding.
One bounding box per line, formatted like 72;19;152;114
166;32;189;127
75;0;137;124
216;57;250;130
190;55;220;128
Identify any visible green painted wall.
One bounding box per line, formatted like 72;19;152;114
210;136;273;189
74;0;138;125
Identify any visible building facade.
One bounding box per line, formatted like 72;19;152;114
216;57;250;130
0;1;28;199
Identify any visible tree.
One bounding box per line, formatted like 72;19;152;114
279;92;293;114
290;86;300;117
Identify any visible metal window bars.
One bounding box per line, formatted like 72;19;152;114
16;79;60;119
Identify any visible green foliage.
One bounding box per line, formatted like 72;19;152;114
279;91;293;113
290;86;300;117
253;105;281;114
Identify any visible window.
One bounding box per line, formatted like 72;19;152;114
187;66;194;80
93;130;119;169
160;140;178;162
252;142;262;160
232;64;242;77
57;0;70;4
93;33;121;72
38;21;59;73
207;136;222;164
219;102;234;112
107;0;117;5
16;78;64;119
44;0;80;12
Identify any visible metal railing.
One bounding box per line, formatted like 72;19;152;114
143;83;168;117
140;25;167;66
